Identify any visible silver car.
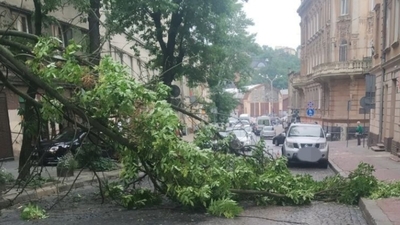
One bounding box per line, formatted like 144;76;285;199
282;123;330;168
231;129;255;147
260;126;275;139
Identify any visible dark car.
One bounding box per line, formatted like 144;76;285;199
34;128;114;166
272;132;286;146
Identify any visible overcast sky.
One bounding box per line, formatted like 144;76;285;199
243;0;301;49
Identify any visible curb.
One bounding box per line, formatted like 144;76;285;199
328;159;347;177
328;160;393;225
359;198;393;225
0;170;120;210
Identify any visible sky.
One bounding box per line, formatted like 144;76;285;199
243;0;301;50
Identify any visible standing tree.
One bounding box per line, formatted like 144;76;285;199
103;0;255;89
17;0;45;180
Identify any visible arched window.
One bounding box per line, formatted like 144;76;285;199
339;40;348;62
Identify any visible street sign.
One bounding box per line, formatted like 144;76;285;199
306;108;315;117
307;101;314;109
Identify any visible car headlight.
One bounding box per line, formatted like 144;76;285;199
48;146;58;153
285;142;295;148
319;143;327;149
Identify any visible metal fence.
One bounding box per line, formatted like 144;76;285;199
346;126;369;140
324;126;342;142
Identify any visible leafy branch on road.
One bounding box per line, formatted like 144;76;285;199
1;36;400;220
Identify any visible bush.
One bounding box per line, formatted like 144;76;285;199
0;167;14;186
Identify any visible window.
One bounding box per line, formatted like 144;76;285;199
14;14;29;33
386;5;391;46
62;26;73;47
341;0;349;15
51;25;62;39
339;40;348;61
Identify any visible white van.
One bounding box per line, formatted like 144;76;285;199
255;116;272;135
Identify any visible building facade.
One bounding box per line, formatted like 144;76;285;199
232;84;281;117
293;0;374;140
368;0;400;156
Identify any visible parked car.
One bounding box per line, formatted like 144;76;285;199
33;128;115;166
282;123;331;168
231;129;255;149
260;126;275;139
272;132;286;146
210;131;243;153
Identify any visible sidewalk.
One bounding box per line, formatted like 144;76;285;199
329;139;400;225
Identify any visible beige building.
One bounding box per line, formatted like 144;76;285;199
229;84;282;117
292;0;374;140
0;0;202;159
368;0;400;156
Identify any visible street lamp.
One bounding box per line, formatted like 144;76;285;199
260;74;282;116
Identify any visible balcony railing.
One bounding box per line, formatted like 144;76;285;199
291;76;309;87
312;59;372;75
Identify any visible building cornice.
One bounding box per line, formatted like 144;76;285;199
297;0;312;15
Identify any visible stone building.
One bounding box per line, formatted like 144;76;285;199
235;84;281;117
292;0;374;141
368;0;400;157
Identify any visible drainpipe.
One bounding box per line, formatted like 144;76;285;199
378;0;388;143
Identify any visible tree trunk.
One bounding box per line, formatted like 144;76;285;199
17;0;42;180
88;0;101;66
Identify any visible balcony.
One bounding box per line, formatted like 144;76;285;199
312;59;372;81
291;76;310;88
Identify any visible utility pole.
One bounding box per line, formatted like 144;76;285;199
261;74;282;116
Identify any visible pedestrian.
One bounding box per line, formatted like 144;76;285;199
356;121;363;146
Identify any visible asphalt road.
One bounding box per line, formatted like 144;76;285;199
0;128;367;225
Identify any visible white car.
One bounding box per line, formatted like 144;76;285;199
282;123;330;168
231;129;255;147
260;126;275;139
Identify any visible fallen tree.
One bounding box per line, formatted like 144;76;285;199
1;34;400;218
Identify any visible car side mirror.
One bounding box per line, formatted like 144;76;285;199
326;133;331;138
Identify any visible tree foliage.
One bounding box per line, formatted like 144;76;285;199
103;0;256;88
249;45;300;89
1;36;400;219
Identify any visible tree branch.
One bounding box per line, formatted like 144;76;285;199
0;70;40;108
166;10;183;57
0;30;39;41
230;189;286;198
0;45;137;151
0;39;32;53
171;104;208;125
149;12;167;55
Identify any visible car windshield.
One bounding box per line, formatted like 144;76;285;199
54;129;82;142
232;129;247;137
288;126;324;138
258;119;270;126
263;126;273;131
